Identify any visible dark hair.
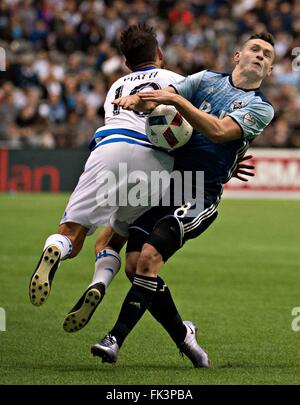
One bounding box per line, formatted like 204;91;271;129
244;32;275;47
119;24;158;69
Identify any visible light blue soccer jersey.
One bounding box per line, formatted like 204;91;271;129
172;70;274;195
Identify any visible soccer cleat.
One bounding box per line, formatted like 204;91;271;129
29;245;61;306
91;333;119;364
63;283;105;333
178;321;210;368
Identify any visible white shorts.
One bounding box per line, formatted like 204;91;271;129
60;140;174;236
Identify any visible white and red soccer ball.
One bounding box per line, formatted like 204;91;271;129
146;105;193;150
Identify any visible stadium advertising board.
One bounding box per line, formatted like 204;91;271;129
224;149;300;199
1;148;300;197
0;149;88;192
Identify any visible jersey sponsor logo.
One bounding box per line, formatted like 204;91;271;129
243;112;256;126
199;101;227;119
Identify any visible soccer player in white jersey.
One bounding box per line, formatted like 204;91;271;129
29;24;257;369
29;25;183;310
89;32;275;366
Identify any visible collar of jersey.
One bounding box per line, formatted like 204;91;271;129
229;74;260;92
132;65;157;72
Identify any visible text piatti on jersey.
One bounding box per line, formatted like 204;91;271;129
123;71;159;81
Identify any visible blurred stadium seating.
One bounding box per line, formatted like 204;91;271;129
0;0;299;150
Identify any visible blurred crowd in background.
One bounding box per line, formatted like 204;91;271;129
0;0;299;149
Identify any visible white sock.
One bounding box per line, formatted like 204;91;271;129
89;249;121;290
44;234;73;260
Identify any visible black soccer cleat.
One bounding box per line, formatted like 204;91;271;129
63;282;105;333
178;321;210;368
91;333;119;364
29;245;61;306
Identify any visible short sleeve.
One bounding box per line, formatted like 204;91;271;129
171;70;207;100
228;101;274;141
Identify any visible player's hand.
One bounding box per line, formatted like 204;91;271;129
139;90;177;105
112;94;156;112
112;94;141;110
233;155;255;182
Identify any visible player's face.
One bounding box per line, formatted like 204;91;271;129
235;39;274;80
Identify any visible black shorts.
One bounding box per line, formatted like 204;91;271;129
126;193;220;262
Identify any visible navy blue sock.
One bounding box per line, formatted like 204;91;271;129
148;276;186;345
110;275;158;347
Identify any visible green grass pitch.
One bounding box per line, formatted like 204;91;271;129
0;193;299;385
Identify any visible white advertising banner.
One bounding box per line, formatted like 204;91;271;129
224;149;300;199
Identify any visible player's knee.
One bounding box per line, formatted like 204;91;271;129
125;252;139;282
145;215;182;263
136;244;162;277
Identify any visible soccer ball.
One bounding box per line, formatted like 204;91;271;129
145;105;193;150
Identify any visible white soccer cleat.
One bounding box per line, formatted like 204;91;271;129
29;245;61;306
178;321;210;368
91;334;119;364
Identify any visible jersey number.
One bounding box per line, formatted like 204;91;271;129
113;82;161;117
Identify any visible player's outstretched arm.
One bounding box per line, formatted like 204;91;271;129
112;94;156;112
139;90;242;143
112;86;177;112
138;88;177;105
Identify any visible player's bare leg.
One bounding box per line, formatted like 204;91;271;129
63;226;128;332
29;222;88;306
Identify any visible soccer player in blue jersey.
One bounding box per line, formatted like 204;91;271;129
28;24;253;369
90;32;275;366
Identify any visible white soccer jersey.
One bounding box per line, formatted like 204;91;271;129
62;67;183;236
89;67;184;149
